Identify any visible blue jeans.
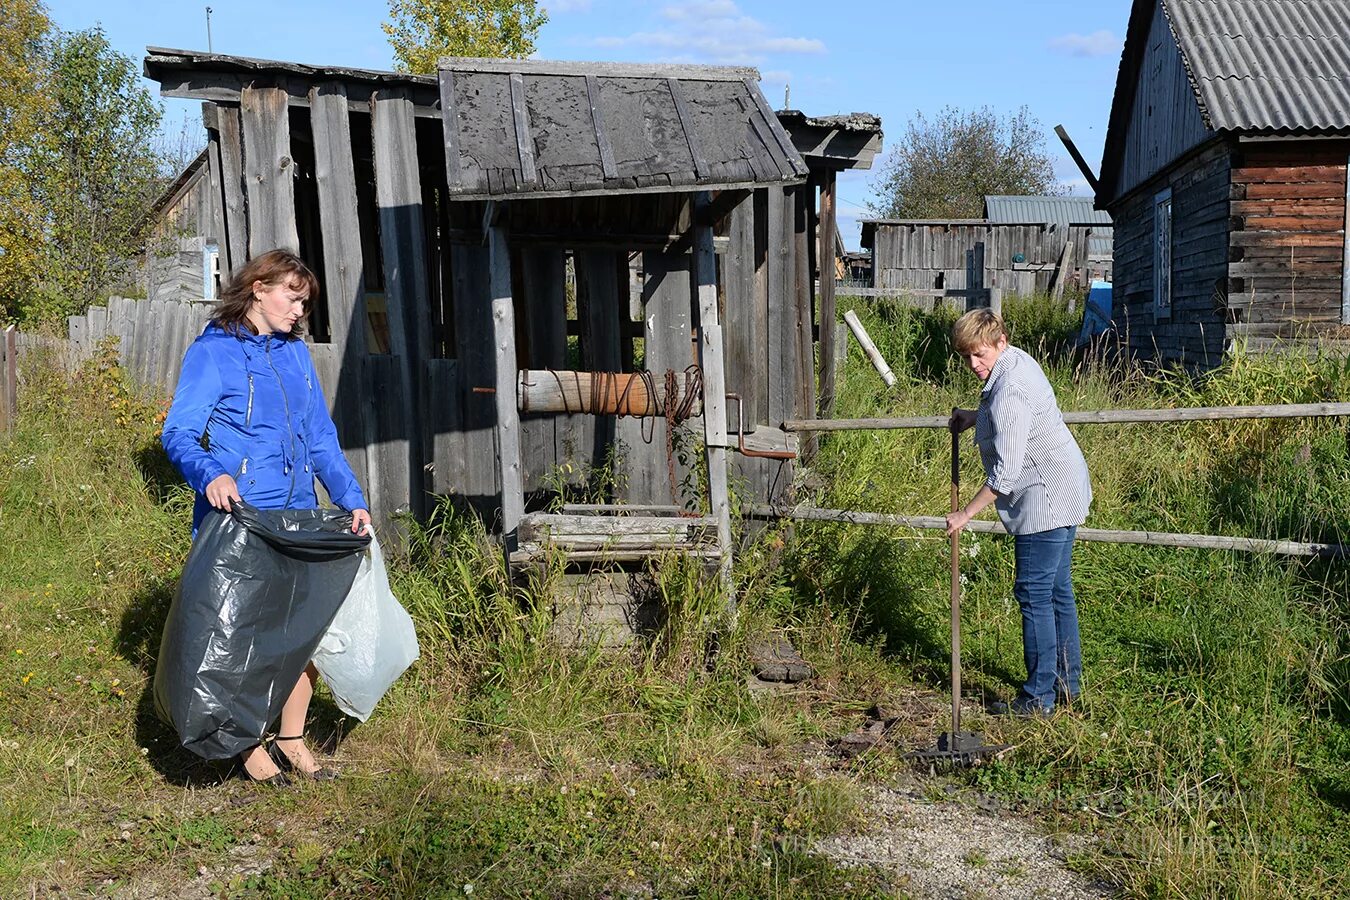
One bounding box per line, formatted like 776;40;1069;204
1012;526;1081;711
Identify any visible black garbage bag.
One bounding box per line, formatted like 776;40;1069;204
153;502;372;760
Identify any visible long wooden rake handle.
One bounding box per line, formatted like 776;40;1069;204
949;411;962;746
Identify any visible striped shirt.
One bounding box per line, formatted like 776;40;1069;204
974;345;1092;535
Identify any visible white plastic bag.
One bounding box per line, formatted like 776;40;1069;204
313;532;419;721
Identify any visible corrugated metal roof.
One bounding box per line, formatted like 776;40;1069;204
983;195;1112;226
985;195;1112;257
1165;0;1350;132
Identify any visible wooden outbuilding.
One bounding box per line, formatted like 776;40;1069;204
1097;0;1350;366
861;196;1110;300
141;49;880;574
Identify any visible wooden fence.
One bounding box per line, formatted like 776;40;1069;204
772;401;1350;558
868;221;1111;296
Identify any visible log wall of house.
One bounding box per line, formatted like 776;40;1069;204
1227;141;1350;343
1111;141;1230;367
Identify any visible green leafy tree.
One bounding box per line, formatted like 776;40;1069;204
869;105;1063;220
0;0;55;316
384;0;548;74
36;28;163;319
0;17;163;324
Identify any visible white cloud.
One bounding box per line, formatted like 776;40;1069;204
591;1;825;65
1047;30;1120;58
545;0;593;12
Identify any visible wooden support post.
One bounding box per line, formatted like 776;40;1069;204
2;325;15;432
310;81;371;518
843;309;896;388
215;105;247;272
1342;148;1350;325
1052;240;1075;307
240;84;299;255
693;193;734;600
489;222;525;554
793;186;816;456
311;83;367;360
373;87;431;523
203;123;230;273
817;170;839;417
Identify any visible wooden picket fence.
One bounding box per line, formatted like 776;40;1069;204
0;298;214;431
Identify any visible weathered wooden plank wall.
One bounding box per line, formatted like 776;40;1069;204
870;222;1106;296
240;84;300;255
1111;141;1230;367
632;247;697;506
1114;0;1212;202
83;91;813;529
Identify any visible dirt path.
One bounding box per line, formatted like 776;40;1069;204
814;781;1117;900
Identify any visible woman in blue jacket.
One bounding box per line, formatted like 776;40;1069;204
162;249;370;784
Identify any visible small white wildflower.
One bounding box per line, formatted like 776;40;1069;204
1215;737;1225;746
559;785;568;795
64;758;76;768
649;841;661;851
463;885;474;896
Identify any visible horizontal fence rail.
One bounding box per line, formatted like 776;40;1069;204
773;400;1350;558
783;401;1350;432
748;505;1348;558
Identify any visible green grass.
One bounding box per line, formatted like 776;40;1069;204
2;308;1348;898
0;343;888;897
808;295;1350;897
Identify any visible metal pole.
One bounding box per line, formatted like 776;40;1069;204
949;412;962;749
205;7;213;53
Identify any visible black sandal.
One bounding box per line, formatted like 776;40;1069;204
270;734;339;781
238;743;291;787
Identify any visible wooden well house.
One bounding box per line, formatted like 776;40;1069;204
142;49;875;584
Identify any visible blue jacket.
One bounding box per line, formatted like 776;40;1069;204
162;322;367;532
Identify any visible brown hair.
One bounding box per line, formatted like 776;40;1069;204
213;249;319;337
952;308;1009;355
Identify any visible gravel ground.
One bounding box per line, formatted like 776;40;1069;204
814;783;1118;900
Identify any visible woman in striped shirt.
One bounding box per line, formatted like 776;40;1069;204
945;309;1092;716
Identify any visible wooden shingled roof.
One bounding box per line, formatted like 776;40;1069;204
437;58;809;201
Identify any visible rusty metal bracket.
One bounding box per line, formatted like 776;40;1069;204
727;393;796;460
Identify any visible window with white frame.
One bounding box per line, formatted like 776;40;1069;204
1153;187;1172;320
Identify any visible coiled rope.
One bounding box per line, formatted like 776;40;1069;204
543;366;704;505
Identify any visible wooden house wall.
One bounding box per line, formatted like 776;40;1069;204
1110;141;1230;367
1226;141;1350;342
1112;0;1213;203
143;162;220;303
196;85;807;526
870;222;1102;295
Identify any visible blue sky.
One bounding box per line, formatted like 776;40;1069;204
46;0;1133;248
